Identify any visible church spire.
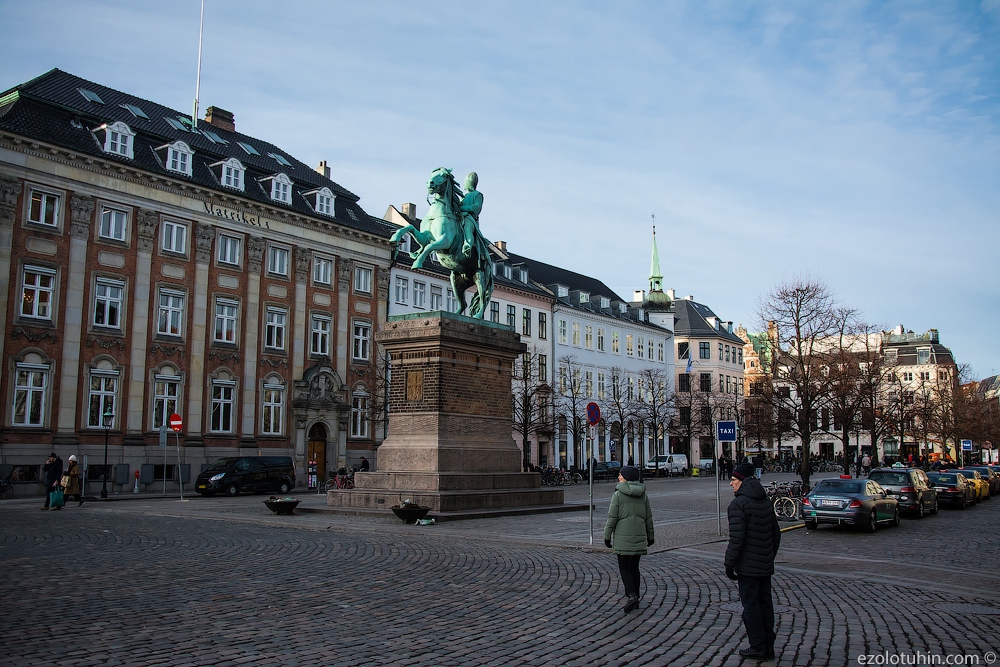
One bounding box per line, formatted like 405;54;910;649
649;215;663;292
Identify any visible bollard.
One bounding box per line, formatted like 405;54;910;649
133;469;140;493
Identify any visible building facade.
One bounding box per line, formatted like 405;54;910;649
0;69;394;493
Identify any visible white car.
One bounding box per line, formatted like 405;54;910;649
644;454;689;477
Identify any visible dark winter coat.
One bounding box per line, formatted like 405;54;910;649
43;457;63;490
604;481;654;555
63;460;81;495
724;477;780;576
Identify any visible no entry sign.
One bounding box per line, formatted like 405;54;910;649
169;413;183;433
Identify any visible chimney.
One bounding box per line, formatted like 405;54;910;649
316;160;331;179
666;288;675;300
495;240;507;252
684;295;694;301
894;324;904;335
204;106;235;133
401;202;416;219
633;290;645;302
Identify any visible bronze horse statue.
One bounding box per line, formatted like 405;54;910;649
389;168;494;318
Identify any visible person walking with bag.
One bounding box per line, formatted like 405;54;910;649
725;462;781;659
63;455;84;507
41;452;63;511
603;465;654;614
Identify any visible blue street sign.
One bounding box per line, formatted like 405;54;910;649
717;421;738;442
961;439;973;451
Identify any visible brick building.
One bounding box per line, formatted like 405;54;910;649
0;69;394;493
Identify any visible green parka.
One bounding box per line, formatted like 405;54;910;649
603;481;654;555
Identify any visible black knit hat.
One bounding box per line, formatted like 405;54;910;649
732;462;755;481
620;465;640;482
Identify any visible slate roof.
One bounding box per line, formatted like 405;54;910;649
672;298;744;345
505;252;624;302
0;69;396;238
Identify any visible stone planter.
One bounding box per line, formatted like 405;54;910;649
263;497;300;515
390;504;430;523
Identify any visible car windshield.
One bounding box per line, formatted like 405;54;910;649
929;474;957;484
870;472;909;485
813;480;861;494
205;458;238;471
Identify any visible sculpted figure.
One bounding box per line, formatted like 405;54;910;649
460;172;483;256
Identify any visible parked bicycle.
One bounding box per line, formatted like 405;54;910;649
765;480;810;519
0;464;14;500
323;467;355;491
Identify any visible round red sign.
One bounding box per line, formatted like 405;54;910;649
169;413;183;432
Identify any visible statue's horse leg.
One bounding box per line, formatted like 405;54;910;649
412;233;454;270
470;269;489;319
450;271;472;316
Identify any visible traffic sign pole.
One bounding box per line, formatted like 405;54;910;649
168;414;183;498
716;421;738;537
586;402;601;546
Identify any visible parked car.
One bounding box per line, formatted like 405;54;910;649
196;456;295;497
958;467;1000;497
958;469;990;502
801;477;899;532
867;467;938;517
644;454;688;477
926;472;975;509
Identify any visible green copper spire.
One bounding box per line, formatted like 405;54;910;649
649;219;662;292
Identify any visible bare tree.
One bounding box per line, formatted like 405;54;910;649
636;367;674;462
602;367;639;464
827;315;881;476
554;355;588;469
511;346;554;472
758;277;846;486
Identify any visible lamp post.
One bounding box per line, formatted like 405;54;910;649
100;407;113;499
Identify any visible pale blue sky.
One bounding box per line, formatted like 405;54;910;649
3;1;998;376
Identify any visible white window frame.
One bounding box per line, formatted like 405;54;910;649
97;121;135;158
313;256;333;285
308;187;335;216
446;289;457;312
218;234;241;266
351;391;369;438
210;380;236;433
395;276;409;304
214;298;238;343
21;265;56;320
311;314;331;356
353;320;371;361
27;188;61;227
163;141;193;176
572;322;580;347
156;289;185;337
216;158;245;191
558;319;567;345
585;325;593;349
430;285;443;310
597;328;605;352
87;369;118;429
12;362;49;427
152;373;180;429
261;382;284;435
264;308;287;350
268;246;289;277
354;266;373;294
413;281;426;309
267;173;293;204
93;277;125;329
98;206;128;242
161;220;187;254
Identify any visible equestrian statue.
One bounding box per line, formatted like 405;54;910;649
389;168;494;318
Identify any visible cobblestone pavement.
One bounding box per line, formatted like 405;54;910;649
1;475;998;667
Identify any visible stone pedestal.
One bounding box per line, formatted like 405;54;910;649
326;312;564;513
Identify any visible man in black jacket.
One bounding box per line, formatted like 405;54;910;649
725;462;780;659
41;452;63;510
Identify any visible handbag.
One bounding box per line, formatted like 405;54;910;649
49;487;65;508
60;475;71;488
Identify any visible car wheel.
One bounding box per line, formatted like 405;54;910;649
890;506;900;527
225;483;239;497
864;510;877;533
975;493;982;504
930;498;938;515
278;481;291;494
960;496;969;509
804;520;818;530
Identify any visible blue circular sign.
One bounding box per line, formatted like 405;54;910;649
586;402;601;426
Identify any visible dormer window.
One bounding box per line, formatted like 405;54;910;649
94;121;134;158
579;292;589;305
260;173;293;204
619;303;627;314
519;268;527;282
303;187;335;217
601;297;610;309
157;141;193;176
504;265;512;279
211;158;245;191
557;285;569;298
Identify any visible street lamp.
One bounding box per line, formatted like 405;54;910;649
100;407;113;499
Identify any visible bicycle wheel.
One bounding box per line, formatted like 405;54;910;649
773;497;794;518
0;482;13;500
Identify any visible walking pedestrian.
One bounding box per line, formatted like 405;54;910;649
41;452;63;510
724;462;781;659
63;455;84;507
603;465;654;614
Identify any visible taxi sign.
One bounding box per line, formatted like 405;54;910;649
717;420;737;442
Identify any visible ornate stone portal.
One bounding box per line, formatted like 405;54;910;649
326;312;564;513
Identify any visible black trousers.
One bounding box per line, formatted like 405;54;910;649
617;554;642;598
737;575;775;652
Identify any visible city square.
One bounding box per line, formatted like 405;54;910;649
2;474;997;666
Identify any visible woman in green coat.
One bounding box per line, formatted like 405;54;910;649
603;465;654;613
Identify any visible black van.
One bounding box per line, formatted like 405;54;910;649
195;457;295;497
